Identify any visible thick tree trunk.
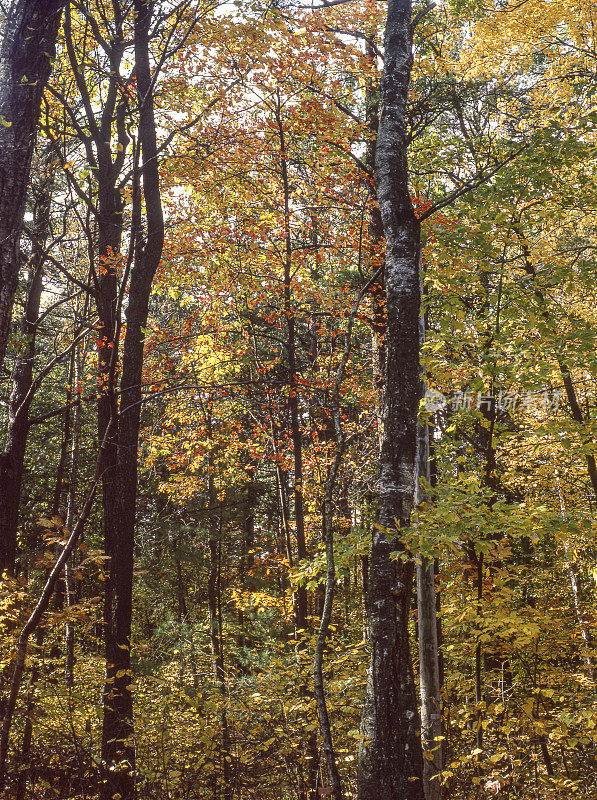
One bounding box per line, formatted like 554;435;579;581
95;103;127;796
357;1;425;798
97;194;128;799
0;0;65;372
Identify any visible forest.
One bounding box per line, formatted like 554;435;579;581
0;0;595;798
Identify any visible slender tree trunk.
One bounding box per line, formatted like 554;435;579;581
361;496;371;642
415;261;442;800
416;425;442;800
207;500;233;800
14;625;44;800
238;479;255;650
100;4;164;798
12;229;73;799
0;264;42;573
274;94;309;633
314;495;343;800
0;454;104;788
0;154;53;574
65;348;83;689
475;552;484;751
0;0;65;371
50;352;75;517
417;556;442;799
274;92;317;800
357;1;425;797
556;473;595;685
15;341;78;795
314;264;384;800
365;39;386;452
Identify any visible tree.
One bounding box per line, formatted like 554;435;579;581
357;0;425;797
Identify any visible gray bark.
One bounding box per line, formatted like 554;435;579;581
415;423;442;800
416;554;443;800
357;1;425;798
415;272;442;800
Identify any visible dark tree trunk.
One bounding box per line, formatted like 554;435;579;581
207;502;233;800
93;48;128;790
357;1;425;798
61;0;130;789
274;93;318;800
0;448;104;788
100;3;164;798
0;0;65;372
274;95;309;633
237;479;256;649
64;349;83;689
0;158;53;574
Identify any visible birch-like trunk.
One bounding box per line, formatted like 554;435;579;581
357;1;425;797
416;425;442;800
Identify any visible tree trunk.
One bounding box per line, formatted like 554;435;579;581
357;0;425;797
65;347;83;689
208;501;233;800
0;262;42;573
0;0;65;371
0;154;53;574
274;91;317;800
0;456;104;789
416;426;442;800
365;38;386;453
556;472;595;686
275;94;309;633
314;494;343;800
237;479;256;650
100;3;164;798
